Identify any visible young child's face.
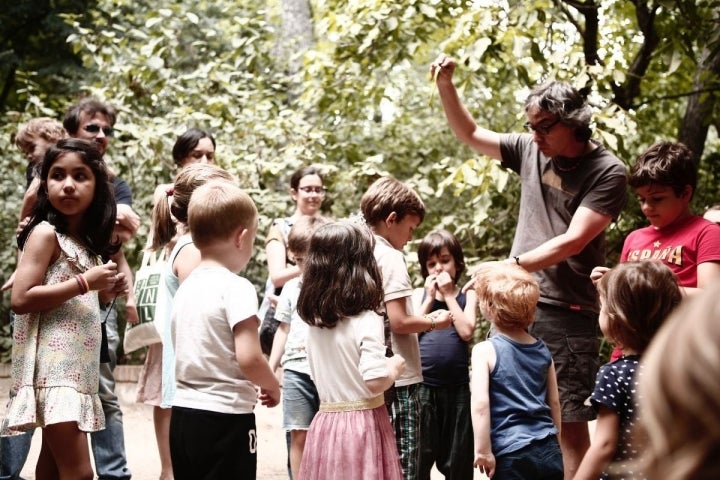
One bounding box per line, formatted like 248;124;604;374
425;246;457;282
25;136;52;164
387;213;421;250
46;152;96;220
290;249;307;273
634;183;691;230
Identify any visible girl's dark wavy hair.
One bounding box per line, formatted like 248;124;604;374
297;221;384;328
18;138;119;256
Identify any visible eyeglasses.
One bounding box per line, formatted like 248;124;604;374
83;124;114;137
524;118;561;136
298;186;325;195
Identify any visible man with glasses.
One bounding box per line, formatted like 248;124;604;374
431;55;627;478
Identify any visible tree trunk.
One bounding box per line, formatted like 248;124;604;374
678;44;720;162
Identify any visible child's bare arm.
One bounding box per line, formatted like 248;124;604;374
233;316;281;407
12;224;118;314
470;342;496;478
573;406;620;480
547;360;562;434
386;297;452;334
268;322;290;373
436;272;477;341
365;355;406;395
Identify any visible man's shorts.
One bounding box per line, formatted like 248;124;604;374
529;302;600;423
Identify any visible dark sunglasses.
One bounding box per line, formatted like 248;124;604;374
83;124;114;137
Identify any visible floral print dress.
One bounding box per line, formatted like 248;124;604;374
1;222;105;435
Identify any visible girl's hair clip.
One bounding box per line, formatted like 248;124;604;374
166;187;174;196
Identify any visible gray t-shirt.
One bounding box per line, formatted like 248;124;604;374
500;133;627;311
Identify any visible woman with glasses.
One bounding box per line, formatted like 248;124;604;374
258;165;327;356
430;54;628;479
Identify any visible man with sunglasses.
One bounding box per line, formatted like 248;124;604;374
431;55;627;478
63;98;138;480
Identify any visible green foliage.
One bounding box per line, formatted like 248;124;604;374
1;0;719;361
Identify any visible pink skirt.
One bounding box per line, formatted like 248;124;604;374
135;343;163;406
298;405;403;480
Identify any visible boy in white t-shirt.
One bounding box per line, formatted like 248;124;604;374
360;176;453;480
169;181;281;480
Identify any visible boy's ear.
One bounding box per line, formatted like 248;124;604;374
384;211;398;226
681;185;693;200
235;226;249;247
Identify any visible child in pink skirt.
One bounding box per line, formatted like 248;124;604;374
295;221;406;480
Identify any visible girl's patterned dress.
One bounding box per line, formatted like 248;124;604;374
1;222;105;435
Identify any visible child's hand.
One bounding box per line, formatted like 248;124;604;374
474;451;496;478
1;270;16;292
435;271;455;296
99;272;129;305
424;274;438;298
430;310;453;330
259;386;281;408
84;261;119;292
387;354;406;381
590;266;610;287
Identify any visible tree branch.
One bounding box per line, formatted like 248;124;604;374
611;0;660;110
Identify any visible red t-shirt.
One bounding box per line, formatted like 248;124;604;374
621;215;720;287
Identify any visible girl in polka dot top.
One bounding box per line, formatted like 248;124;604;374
574;261;681;480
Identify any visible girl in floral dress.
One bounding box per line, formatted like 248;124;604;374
1;139;128;479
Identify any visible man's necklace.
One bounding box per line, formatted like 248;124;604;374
551;155;584;172
551;142;593;172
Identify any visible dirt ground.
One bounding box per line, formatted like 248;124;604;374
1;366;483;479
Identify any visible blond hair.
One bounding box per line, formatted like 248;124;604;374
637;280;720;479
150;163;235;251
188;181;257;249
474;262;539;330
15;117;66;154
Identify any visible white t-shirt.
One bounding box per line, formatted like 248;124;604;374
275;277;311;375
373;235;423;387
306;310;389;403
171;265;259;414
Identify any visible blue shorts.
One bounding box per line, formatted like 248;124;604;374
282;369;320;431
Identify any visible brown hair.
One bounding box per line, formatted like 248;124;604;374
629;142;697;199
597;261;681;354
474;262;539;330
287;215;330;257
297;222;384;328
150;163;235;251
360;176;425;226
